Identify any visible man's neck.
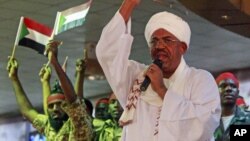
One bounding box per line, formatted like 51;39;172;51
163;71;174;79
222;105;236;117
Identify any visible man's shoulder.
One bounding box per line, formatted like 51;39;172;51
187;66;214;80
188;65;211;74
237;107;250;117
234;107;250;124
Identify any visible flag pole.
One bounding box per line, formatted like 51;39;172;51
12;17;24;58
53;12;63;46
50;11;61;39
83;48;88;60
11;45;17;59
45;60;50;67
45;12;62;66
62;56;68;72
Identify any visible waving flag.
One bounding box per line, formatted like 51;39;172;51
54;0;92;35
15;17;53;54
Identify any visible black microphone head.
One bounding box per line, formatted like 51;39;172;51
153;59;162;69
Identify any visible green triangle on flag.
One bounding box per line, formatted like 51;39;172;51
58;14;66;33
19;23;29;41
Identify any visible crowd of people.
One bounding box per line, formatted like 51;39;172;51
7;40;93;141
6;0;250;141
7;39;125;141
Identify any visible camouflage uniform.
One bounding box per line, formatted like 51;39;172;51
214;106;250;141
93;118;105;141
98;119;122;141
33;99;93;141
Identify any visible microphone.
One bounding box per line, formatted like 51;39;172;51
140;59;162;91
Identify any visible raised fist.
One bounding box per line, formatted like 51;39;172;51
6;57;18;80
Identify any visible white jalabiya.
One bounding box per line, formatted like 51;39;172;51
96;11;221;141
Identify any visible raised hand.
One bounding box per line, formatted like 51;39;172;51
6;57;18;80
45;40;62;64
74;58;87;99
75;58;87;73
39;65;51;83
119;0;141;23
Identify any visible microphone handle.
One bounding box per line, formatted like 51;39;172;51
140;76;151;91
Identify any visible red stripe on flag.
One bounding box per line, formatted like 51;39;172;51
23;17;53;36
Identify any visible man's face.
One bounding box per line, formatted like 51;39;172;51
47;101;66;120
95;102;109;120
108;94;123;121
150;28;186;78
218;78;239;107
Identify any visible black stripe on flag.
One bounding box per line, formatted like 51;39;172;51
18;38;45;55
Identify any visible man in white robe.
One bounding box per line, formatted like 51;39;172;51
96;0;221;141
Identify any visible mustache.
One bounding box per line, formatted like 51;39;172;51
153;50;170;57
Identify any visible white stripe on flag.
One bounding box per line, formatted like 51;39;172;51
26;28;50;45
64;7;90;24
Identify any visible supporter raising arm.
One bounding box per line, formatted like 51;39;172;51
39;65;51;115
7;57;39;122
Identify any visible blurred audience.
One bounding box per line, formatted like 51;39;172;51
98;93;123;141
93;97;110;141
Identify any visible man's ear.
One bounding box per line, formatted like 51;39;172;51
180;42;188;54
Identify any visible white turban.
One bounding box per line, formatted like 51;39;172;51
145;11;191;48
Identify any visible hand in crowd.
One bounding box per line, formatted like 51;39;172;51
75;58;87;73
39;65;51;83
45;40;62;64
6;57;18;80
